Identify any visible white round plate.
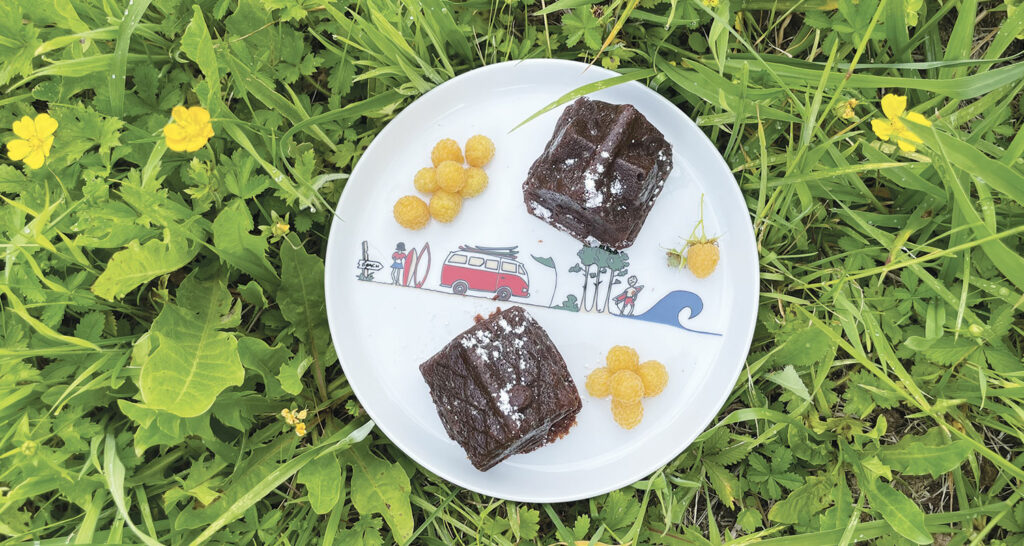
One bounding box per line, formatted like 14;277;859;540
324;59;758;502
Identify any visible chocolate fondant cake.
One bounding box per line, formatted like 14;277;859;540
419;306;581;471
523;97;673;250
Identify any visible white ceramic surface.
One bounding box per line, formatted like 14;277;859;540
324;59;758;502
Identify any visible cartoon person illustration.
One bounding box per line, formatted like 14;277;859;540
613;275;644;316
391;242;407;284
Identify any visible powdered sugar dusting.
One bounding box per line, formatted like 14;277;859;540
496;383;523;423
583;169;602;208
530;202;552;221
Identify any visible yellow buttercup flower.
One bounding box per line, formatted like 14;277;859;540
295;422;307;437
163;105;214;152
870;94;931;152
6;113;58;169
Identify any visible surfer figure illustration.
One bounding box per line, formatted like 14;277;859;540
391;242;407;284
613;276;644;316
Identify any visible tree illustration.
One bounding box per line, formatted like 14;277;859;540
531;255;558;307
568;245;629;313
601;250;630;312
573;247;599;311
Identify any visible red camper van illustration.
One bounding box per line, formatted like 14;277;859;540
440;245;530;301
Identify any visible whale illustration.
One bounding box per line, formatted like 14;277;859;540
624;290;721;336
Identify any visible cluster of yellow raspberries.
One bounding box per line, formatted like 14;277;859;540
394;136;495;229
585;346;668;429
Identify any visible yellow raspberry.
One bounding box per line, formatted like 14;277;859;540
431;138;463;166
436;160;466;193
461;167;488;198
414;167;438;193
393;195;430;230
687;242;720;279
611;399;644;430
429;190;462;223
464;134;495;167
638;360;668;397
606;345;639;373
585;367;612;398
610;370;644;405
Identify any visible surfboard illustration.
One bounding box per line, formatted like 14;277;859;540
402;248;418;286
413;243;431;287
402;243;432;287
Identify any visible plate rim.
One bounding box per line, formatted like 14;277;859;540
324;58;759;502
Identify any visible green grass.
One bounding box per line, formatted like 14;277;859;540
1;0;1023;544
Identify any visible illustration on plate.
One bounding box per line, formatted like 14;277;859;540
390;242;406;284
357;241;383;281
613;276;644;316
355;239;720;336
440;245;529;301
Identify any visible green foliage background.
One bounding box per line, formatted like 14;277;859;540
2;0;1023;543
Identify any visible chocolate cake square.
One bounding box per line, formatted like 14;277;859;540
419;306;581;471
523;97;673;250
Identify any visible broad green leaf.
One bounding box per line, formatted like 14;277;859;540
767;476;832;525
180;6;221;105
860;456;892;481
774;326;834;367
138;272;244;417
904;336;979;365
117;400;214;456
337;515;384;546
91;230;196;301
343;443;413;542
278;237;333;366
704;461;741;508
766;365;812;401
238;280;268;309
878;430;974;477
212;200;279;286
572;514;591;538
237;337;289;398
858;479;931;544
510;506;541;541
0;4;41;86
297;452;342;514
276;353;312;396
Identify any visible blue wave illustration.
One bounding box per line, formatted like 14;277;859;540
624;290;722;336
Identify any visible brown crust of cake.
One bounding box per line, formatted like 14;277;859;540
419;306;581;470
523;97;673;250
